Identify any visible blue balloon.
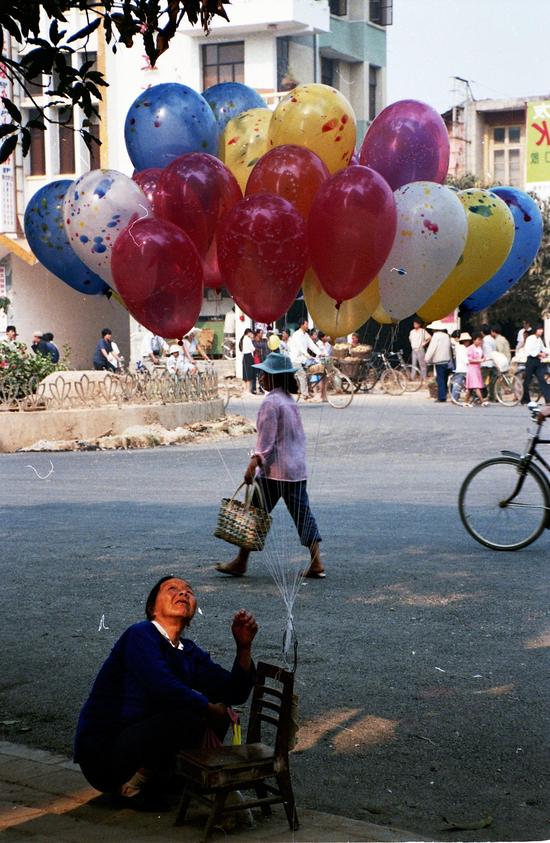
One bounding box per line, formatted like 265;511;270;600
125;83;219;170
24;180;109;295
202;82;266;132
462;187;543;313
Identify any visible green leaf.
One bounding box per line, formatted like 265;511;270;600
67;17;101;44
0;124;18;140
1;97;21;124
0;134;18;163
20;127;31;157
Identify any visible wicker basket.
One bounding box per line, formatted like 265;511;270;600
332;344;350;359
214;481;272;551
337;357;361;378
307;362;326;375
350;344;372;358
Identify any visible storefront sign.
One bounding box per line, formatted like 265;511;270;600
526;101;550;184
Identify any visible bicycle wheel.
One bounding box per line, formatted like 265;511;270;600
459;457;550;550
495;373;520;406
380;369;406;395
398;364;423;392
448;373;467;405
325;371;354;408
359;364;378;392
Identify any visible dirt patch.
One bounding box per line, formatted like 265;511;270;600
19;415;255;452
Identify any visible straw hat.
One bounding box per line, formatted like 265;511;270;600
169;344;180;354
459;332;472;342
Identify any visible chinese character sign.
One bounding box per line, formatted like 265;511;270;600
0;63;16;233
526;101;550;184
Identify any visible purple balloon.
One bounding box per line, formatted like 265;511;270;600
359;100;449;191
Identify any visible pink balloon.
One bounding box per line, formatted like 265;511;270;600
218;193;309;322
359;100;450;191
308;165;397;304
132;168;163;205
155;152;242;256
111;217;203;337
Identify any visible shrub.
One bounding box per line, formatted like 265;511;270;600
0;342;65;399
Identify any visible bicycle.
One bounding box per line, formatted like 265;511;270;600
355;351;406;395
458;403;550;550
390;350;423;392
296;357;354;409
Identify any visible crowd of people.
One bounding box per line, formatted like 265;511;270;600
417;317;550;405
1;324;60;362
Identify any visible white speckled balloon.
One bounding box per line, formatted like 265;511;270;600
63;169;152;291
378;182;467;322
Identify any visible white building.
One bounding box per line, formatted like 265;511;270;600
1;1;391;367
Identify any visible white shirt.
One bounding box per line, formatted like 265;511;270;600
224;310;236;334
141;332;168;358
288;329;319;364
454;344;469;374
151;620;184;650
482;335;496;368
242;335;255;355
409;327;430;351
524;334;549;359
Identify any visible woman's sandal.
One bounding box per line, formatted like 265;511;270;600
303;569;326;579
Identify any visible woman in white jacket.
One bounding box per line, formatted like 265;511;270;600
425;323;452;402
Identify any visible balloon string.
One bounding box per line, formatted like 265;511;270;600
127;202;151;247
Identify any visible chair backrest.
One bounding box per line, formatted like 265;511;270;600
246;662;294;760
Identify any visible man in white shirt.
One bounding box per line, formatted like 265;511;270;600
141;331;168;372
521;323;550;404
516;320;532;351
481;325;497;402
408;319;430;380
288;320;320;399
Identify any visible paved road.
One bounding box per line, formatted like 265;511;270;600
1;393;549;841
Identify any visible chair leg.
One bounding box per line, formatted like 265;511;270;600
202;790;228;843
276;771;299;831
175;784;193;826
254;782;272;817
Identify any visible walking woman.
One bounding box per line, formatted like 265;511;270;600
464;333;488;407
240;328;255;394
215;353;326;579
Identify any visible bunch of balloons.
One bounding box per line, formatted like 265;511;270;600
24;80;543;339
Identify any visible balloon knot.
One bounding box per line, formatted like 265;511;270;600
335;300;342;311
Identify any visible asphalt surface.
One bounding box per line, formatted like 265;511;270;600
1;393;549;841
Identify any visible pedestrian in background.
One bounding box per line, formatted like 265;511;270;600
521;324;550;404
240;328;255;393
409;318;430;381
42;332;60;364
93;328;117;372
491;324;511;362
481;324;497;401
464;333;488;407
450;331;471;402
425;323;452;402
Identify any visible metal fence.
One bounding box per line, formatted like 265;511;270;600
0;368;219;412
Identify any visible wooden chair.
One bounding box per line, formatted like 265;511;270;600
174;661;298;841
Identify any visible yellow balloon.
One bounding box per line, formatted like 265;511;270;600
267;334;281;351
372;300;396;325
304;270;378;337
268;84;356;174
418;189;515;323
220;109;272;193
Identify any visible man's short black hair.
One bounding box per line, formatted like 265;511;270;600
42;332;54;342
6;325;16;333
101;328;112;337
490;324;501;333
145;575;176;620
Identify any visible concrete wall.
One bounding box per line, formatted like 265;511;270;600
0;399;224;452
6;255;130;369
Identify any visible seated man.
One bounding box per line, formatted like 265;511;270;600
74;576;257;808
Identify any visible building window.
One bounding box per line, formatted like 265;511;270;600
491;124;522;186
369;0;393;25
321;57;335;88
277;37;290;91
28;109;46;175
369;66;379;121
202;42;244;89
58;109;75;174
329;0;347;14
23;73;44;99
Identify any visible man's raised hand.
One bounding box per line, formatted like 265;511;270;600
232;610;258;649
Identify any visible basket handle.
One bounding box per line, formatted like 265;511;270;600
230;480;268;513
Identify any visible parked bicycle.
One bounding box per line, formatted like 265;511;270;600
391;349;423;392
458;403;550;550
297;357;354;409
344;351;406;395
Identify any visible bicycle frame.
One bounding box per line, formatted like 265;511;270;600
498;420;550;523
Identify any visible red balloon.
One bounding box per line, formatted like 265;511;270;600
132;168;163;205
155;152;242;256
111;217;203;337
203;239;223;290
246;145;329;220
308;165;397;304
218;193;309;322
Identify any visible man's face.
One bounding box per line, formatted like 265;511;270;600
104;333;112;342
33;334;41;343
152;578;197;625
7;328;16;340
